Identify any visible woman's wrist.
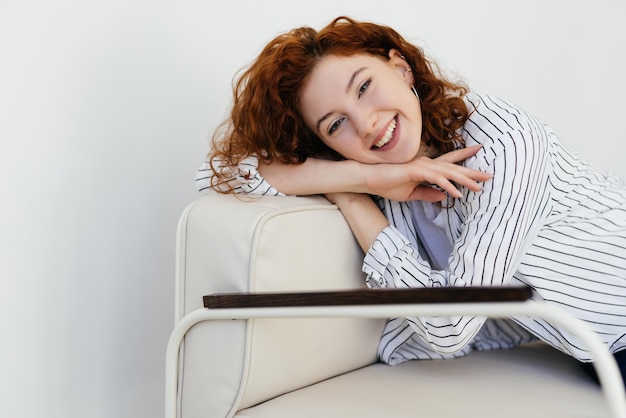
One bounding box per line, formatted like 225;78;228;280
316;159;376;194
329;190;371;206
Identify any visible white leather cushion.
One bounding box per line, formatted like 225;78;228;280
235;342;610;418
237;196;386;408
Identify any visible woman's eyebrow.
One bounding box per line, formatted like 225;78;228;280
347;67;366;93
315;66;367;133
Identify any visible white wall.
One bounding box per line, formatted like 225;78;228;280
1;1;624;417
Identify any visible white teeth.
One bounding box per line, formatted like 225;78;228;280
374;118;396;148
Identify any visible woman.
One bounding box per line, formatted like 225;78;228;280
196;16;626;380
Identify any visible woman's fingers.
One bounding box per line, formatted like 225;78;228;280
448;165;492;190
408;186;447;202
408;162;491;198
434;144;482;164
410;160;489;186
409;145;492;197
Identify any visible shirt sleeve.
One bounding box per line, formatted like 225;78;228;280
195;155;285;196
363;97;554;356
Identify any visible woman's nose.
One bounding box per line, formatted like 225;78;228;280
354;111;377;138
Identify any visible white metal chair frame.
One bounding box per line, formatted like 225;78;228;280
165;300;626;418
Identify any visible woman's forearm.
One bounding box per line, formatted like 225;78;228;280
258;146;491;201
258;158;367;195
328;192;389;253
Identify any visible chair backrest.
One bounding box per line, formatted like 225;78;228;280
175;194;387;418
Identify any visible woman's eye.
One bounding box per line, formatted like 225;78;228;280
328;117;344;135
358;78;372;98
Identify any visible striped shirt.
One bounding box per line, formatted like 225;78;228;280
196;93;626;365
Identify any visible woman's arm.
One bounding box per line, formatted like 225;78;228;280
259;145;492;202
325;192;389;253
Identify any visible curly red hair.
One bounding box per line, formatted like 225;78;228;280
208;16;469;192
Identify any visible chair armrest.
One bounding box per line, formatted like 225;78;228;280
203;286;533;309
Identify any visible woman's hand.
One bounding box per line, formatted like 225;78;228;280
363;145;491;202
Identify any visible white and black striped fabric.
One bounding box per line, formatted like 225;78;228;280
196;93;626;365
196;155;283;195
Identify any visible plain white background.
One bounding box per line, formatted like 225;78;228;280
1;1;625;417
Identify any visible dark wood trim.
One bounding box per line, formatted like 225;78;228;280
203;286;533;309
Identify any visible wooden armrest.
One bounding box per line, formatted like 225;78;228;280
203;286;533;309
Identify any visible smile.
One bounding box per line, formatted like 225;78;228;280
372;116;397;149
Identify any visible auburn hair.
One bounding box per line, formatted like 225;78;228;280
208;16;469;192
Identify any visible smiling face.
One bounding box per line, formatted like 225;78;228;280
299;50;425;164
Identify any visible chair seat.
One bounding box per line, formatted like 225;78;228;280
236;342;609;418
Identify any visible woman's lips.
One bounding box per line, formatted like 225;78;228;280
372;115;399;151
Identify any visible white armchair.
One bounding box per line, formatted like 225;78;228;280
166;194;625;418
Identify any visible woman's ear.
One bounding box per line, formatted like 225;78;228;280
388;48;414;85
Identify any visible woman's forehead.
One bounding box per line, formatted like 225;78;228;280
308;54;387;83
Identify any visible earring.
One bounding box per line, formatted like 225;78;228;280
403;67;418;98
